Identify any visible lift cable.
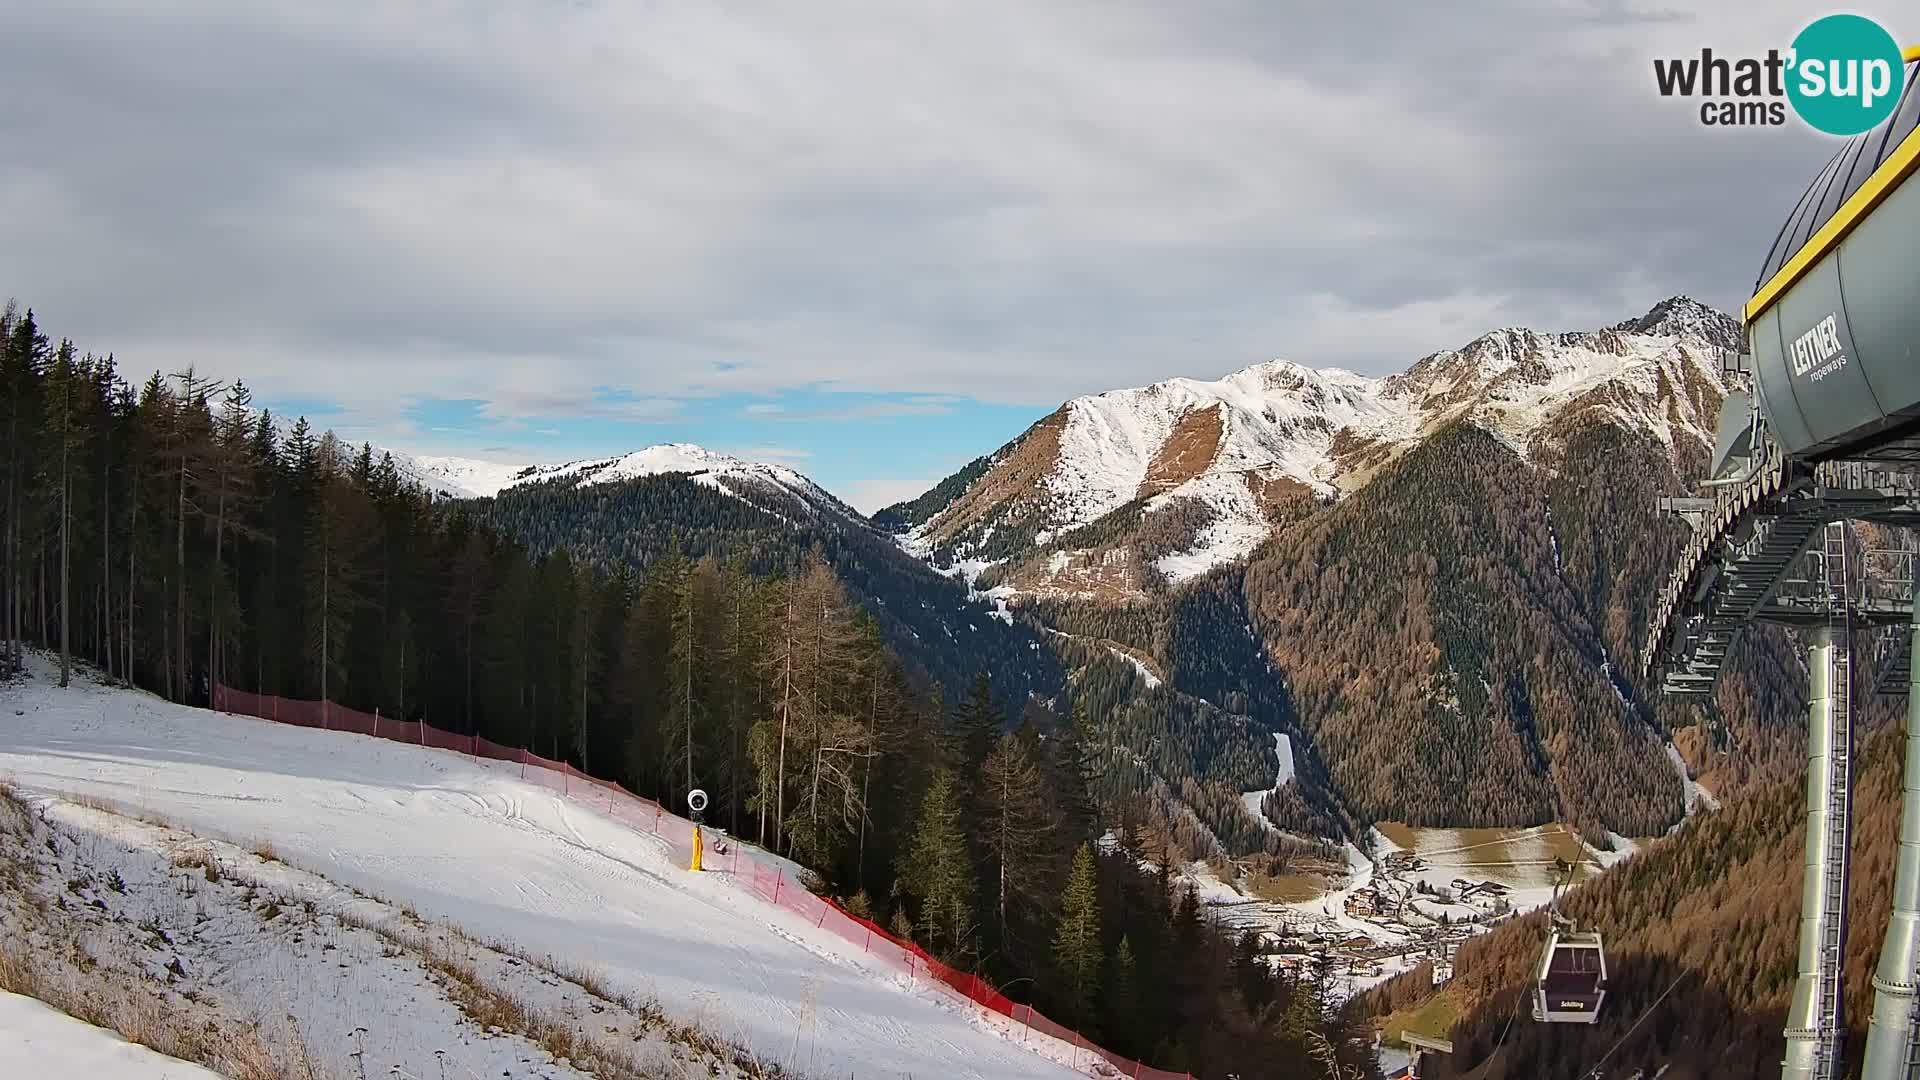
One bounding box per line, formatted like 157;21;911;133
1575;967;1688;1079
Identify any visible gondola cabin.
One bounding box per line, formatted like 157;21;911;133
1532;929;1606;1023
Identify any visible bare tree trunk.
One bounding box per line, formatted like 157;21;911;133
319;518;329;708
684;594;694;799
208;475;225;698
126;499;136;687
176;453;187;701
729;582;742;839
774;591;795;852
57;429;69;688
578;591;590;773
101;432;110;680
858;669;877;883
464;605;474;734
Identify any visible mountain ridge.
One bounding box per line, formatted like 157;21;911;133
884;296;1737;598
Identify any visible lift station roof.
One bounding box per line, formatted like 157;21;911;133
1747;54;1920;460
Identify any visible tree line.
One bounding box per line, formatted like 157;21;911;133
0;302;1374;1079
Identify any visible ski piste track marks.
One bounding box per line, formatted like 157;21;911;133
0;668;1171;1080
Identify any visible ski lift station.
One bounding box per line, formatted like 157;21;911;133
1646;45;1920;1080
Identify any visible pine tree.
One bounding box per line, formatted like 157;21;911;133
205;381;260;697
1047;697;1103;844
39;341;87;687
1052;842;1103;1029
903;770;976;963
954;670;999;772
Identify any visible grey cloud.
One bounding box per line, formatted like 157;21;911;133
0;0;1894;422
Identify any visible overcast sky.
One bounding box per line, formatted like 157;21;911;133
1;1;1902;509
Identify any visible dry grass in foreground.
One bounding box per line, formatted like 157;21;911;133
0;780;321;1080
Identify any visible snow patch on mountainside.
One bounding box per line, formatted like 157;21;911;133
1047;361;1402;529
1239;732;1295;832
1148;472;1276;584
1668;743;1720;817
1110;648;1162;689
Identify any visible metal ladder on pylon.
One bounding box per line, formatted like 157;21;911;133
1815;520;1855;1079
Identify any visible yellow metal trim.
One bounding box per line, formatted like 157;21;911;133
1907;45;1920;63
1746;117;1920;322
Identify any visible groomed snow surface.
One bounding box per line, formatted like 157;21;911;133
0;659;1091;1080
0;991;220;1080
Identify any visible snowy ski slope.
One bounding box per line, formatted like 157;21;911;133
0;666;1085;1080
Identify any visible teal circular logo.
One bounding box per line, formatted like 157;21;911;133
1787;15;1907;136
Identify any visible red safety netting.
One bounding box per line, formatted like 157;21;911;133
210;684;1189;1080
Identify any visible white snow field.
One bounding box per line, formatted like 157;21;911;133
0;662;1089;1080
0;990;223;1080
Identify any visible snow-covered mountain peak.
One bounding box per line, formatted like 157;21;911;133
1612;295;1741;348
383;442;850;521
899;297;1739;593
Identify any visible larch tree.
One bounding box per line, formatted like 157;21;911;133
977;732;1054;951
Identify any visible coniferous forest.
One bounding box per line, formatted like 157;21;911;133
0;303;1378;1079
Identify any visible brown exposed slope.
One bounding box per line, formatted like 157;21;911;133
921;407;1068;554
1137;404;1224;498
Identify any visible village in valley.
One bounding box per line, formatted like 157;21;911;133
1174;823;1624;1003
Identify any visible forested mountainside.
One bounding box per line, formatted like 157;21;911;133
472;471;1335;867
468;470;1065;718
1363;695;1907;1080
1247;421;1683;835
0;302;1376;1080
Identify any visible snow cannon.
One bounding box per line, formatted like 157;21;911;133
687;788;708;872
1747;52;1920;461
